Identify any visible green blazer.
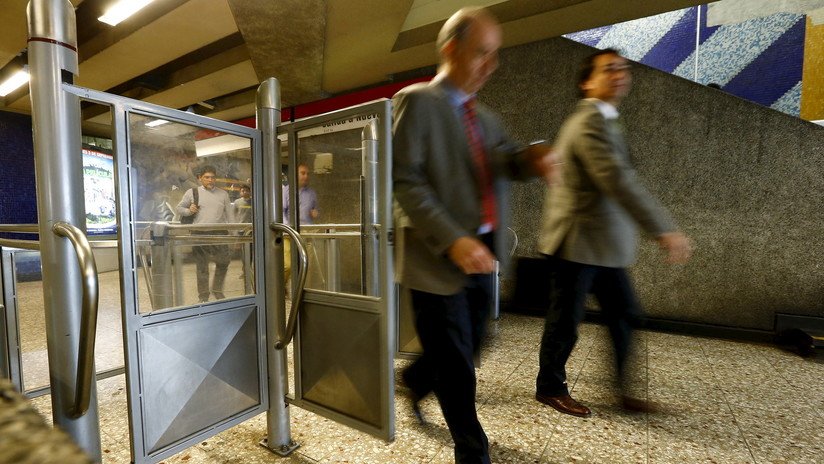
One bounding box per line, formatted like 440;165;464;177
392;78;537;295
539;99;675;268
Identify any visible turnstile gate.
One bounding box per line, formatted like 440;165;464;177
279;101;396;440
14;3;397;462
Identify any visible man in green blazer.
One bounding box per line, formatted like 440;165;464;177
393;7;555;464
535;49;692;417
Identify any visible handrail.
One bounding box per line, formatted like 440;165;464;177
0;238;119;250
52;221;99;418
270;222;308;350
297;232;362;238
299;223;362;229
0;238;41;250
0;224;40;233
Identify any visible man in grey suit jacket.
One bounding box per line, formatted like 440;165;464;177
535;49;692;417
393;7;555;464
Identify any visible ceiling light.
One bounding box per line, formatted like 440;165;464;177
145;119;170;127
0;68;29;97
98;0;156;26
195;134;250;157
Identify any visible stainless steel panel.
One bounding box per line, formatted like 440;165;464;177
299;300;382;427
396;284;423;356
139;306;260;455
90;88;267;463
280;100;395;441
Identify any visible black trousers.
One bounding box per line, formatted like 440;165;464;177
192;231;230;301
404;233;495;464
536;255;644;397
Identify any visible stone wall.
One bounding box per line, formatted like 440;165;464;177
481;36;824;331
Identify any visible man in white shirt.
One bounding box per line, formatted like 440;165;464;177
177;165;234;302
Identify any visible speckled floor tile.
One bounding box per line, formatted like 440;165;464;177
15;312;824;463
733;405;824;464
540;411;648;464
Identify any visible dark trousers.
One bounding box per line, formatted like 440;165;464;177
193;232;230;301
404;272;492;464
536;255;644;397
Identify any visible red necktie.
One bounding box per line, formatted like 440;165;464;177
462;98;497;230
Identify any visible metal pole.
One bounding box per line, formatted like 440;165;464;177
27;0;101;459
362;121;379;297
150;222;175;309
257;78;299;456
326;232;340;292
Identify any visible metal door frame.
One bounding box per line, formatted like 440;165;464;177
63;83;267;463
0;248;23;387
278;100;396;440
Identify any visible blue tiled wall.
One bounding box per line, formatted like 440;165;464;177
565;5;806;116
0;110;37;225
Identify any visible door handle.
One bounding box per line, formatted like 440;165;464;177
269;222;308;350
53;221;99;418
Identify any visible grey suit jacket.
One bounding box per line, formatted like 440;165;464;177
393;79;536;295
539;99;675;268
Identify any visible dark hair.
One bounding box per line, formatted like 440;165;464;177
238;183;250;191
199;165;217;177
577;48;621;97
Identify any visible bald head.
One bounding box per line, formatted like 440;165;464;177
436;7;502;94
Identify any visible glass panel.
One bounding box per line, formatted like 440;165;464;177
128;113;255;313
14;250;124;393
14;251;49;392
289;121;367;296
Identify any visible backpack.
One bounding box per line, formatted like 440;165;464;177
180;187;199;224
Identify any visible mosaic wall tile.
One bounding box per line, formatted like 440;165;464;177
0;111;37;226
565;5;807;117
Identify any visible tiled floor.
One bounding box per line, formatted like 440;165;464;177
26;313;824;463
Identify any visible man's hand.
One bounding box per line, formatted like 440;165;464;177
447;236;496;274
657;232;692;264
310;208;319;220
188;204;199;215
524;143;561;183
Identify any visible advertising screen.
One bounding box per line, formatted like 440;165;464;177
83;147;117;234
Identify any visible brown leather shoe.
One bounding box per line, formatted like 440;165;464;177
621;396;659;413
535;393;591;418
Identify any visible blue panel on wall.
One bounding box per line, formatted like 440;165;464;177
641;7;698;73
722;16;805;107
0;111;37;227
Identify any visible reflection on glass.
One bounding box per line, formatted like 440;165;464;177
129;113;255;313
287;120;376;297
11;250;124;392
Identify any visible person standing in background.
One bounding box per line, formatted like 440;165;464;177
233;183;252;224
176;165;234;303
283;163;319;225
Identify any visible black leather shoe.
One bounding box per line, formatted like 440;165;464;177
535;393;592;418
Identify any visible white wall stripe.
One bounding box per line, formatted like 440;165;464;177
673;13;803;84
596;8;689;61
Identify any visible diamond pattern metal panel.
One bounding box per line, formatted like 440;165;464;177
139;306;260;454
299;301;381;427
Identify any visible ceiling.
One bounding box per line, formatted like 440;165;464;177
0;0;706;131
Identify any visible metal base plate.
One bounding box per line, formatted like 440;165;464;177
259;438;300;457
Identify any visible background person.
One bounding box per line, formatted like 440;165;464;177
176;165;234;303
535;48;692;418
